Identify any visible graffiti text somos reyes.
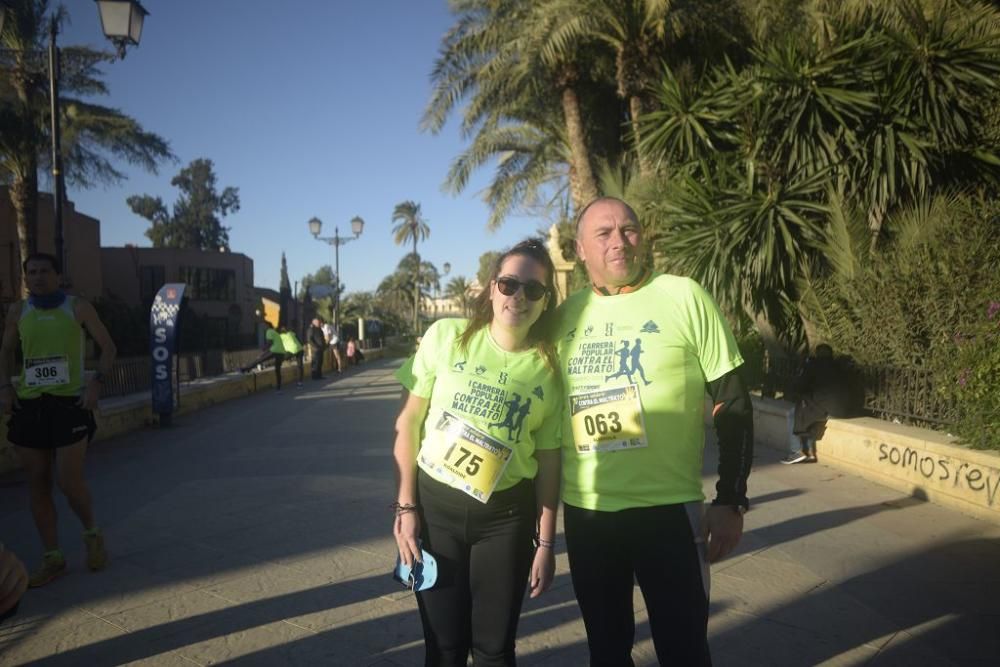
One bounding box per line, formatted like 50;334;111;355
878;443;1000;507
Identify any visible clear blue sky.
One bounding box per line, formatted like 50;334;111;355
59;0;551;294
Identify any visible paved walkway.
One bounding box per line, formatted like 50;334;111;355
0;359;997;666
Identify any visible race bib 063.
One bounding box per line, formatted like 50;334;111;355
569;384;648;453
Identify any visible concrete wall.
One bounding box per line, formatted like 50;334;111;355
753;397;1000;525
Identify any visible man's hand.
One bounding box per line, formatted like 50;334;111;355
704;505;744;563
0;385;17;416
0;545;28;617
77;379;101;410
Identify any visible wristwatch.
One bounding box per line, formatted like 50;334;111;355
712;498;749;515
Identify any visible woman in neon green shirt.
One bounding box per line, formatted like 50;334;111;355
393;238;562;665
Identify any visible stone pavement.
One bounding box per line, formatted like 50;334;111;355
0;359;997;666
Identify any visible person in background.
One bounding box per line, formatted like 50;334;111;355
240;321;286;391
307;318;327;381
280;326;305;388
322;320;343;374
346;336;363;366
784;343;858;464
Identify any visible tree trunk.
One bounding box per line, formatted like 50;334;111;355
9;62;41;298
868;205;885;254
629;94;654;177
617;42;654;177
9;167;39;298
412;235;420;335
561;86;598;209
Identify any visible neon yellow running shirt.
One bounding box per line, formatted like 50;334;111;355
280;331;302;354
554;274;743;511
17;297;85;399
396;318;562;498
266;328;285;354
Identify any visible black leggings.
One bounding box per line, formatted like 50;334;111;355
416;470;536;667
564;502;711;667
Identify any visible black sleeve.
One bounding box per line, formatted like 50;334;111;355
706;367;754;510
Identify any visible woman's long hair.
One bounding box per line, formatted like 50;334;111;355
457;238;559;373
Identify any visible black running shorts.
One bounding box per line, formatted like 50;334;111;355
6;394;97;449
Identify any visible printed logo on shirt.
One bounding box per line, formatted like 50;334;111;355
498;371;509;385
605;322;614;336
450;381;536;443
475;365;487;375
453;360;467;372
584;325;594;336
565;328;577;340
640;320;661;334
567;336;653;387
532;385;545;401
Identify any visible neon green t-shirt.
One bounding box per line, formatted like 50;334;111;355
17;297;85;399
280;331;303;354
554;274;744;511
266;328;285;354
396;318;562;500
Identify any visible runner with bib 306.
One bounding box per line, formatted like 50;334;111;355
1;253;116;589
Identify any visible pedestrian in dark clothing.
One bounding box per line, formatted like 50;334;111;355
307;318;327;380
784;344;858;464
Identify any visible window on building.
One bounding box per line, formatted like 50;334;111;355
140;265;166;301
179;267;236;301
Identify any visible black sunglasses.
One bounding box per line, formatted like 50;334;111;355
495;277;548;301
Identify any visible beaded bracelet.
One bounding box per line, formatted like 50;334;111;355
534;535;554;549
391;502;419;516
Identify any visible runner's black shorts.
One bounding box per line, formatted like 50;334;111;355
6;394;97;449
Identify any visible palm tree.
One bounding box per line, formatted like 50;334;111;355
423;0;601;214
444;276;474;317
391;201;430;334
637;0;1000;353
534;0;742;176
1;0;172;295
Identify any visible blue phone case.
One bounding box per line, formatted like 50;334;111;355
392;547;438;592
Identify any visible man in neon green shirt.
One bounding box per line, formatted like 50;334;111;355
279;326;304;387
555;198;753;666
1;253;117;588
240;321;287;390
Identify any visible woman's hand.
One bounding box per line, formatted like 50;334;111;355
528;546;555;598
393;511;422;568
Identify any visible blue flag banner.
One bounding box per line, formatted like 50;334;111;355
150;283;186;416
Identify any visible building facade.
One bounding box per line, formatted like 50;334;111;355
101;246;258;347
0;189;102;302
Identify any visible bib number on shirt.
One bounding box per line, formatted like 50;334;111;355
418;411;513;503
569;384;648;453
24;356;70;387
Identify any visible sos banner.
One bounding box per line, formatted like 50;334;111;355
150;283;186;419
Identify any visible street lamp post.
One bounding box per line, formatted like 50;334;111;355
308;216;364;336
0;1;148;277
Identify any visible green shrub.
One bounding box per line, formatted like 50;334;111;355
808;194;1000;449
